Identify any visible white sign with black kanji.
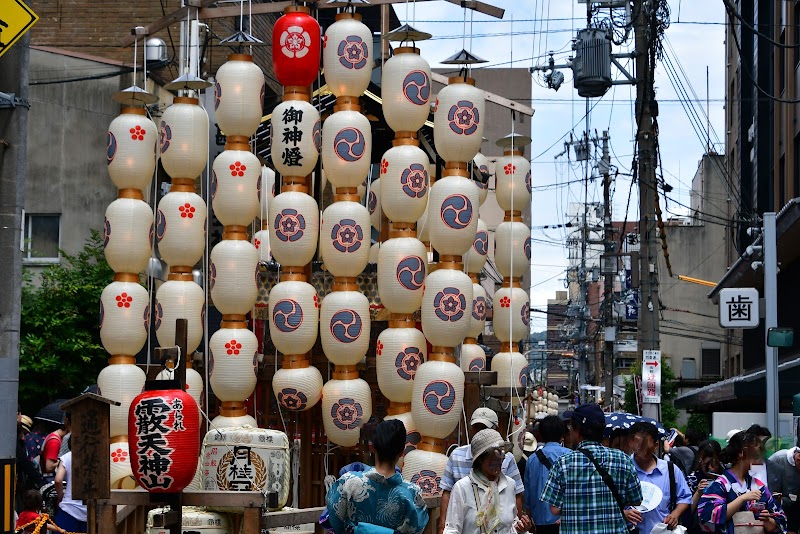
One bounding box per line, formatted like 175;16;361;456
719;288;760;329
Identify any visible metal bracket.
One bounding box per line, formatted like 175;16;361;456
0;91;30;109
610;55;636;85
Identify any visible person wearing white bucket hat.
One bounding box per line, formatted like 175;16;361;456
443;429;531;534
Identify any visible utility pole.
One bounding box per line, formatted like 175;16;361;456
578;131;590;403
763;213;779;437
601;131;615;409
0;34;30;528
634;0;661;420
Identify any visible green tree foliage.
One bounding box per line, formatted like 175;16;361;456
687;413;710;436
19;230;118;414
623;355;679;430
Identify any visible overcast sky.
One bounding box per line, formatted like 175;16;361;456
395;0;726;331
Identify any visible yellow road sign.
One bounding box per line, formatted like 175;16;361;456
0;0;39;59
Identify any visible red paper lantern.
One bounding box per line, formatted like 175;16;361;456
273;6;321;88
128;388;199;493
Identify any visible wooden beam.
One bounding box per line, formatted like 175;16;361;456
430;72;534;116
100;490;264;508
120;0;218;47
443;0;504;19
262;507;326;529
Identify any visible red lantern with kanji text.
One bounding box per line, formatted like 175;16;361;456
273;6;321;89
128;388;199;493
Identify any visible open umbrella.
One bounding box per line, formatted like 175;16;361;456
34;399;69;426
604;412;666;438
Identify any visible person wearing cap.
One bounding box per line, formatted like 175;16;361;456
443;429;532;534
516;433;537;486
541;404;642;534
438;408;525;534
524;416;570;534
767;446;800;533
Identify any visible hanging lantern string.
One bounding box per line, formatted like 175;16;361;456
145;100;161;374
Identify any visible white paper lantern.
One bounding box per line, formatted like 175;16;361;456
421;268;473;348
460;343;486;372
509;412;526;462
378;237;428;314
107;110;157;192
272;366;323;411
211;149;260;226
493;287;530;343
209;240;259;315
214;54;265;138
322;15;373;97
210;413;257;429
320;201;370;277
495;221;531;279
380;144;429;223
463;219;488;274
272;99;320;178
492;351;529;390
433;81;485;163
495;153;532;212
416;203;430;242
369;242;380;264
411;360;464;439
156;191;207;268
209;327;258;401
100;281;148;355
377;327;426;403
109;441;137;489
269;191;320;267
160;98;209;179
260;166;277;221
320;291;370;366
269;280;319;355
155;279;205;354
322;110;372;189
253;229;271;260
428;176;480;256
322;378;373;447
97;363;145;436
368;178;382;230
472;153;491;206
104;198;152;274
382;48;431;133
466;283;487;339
402;450;448;497
157;366;205;412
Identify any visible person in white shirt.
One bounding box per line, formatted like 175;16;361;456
54;447;87;533
443;429;531;534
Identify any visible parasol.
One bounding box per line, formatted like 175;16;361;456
34;399;70;426
604;412;666;438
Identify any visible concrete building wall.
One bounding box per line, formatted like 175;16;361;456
656;154;737;382
24;49;126;262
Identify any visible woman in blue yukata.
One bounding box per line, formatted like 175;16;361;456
697;431;786;534
325;419;429;534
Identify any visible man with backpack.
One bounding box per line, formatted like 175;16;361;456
628;422;692;534
524;415;570;534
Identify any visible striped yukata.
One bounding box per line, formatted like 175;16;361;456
697;469;787;534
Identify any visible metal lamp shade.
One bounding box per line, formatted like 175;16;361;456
209;240;259;315
380;144;429;223
211;149;260;226
269;191;320;267
428;176;480;256
107;110;157;192
214;55;265;138
382;48;432;133
269;280;319;356
156;191;207;268
104;198;153;274
320;291;370;366
411;360;465;439
100;281;149;355
320;201;371;277
322;15;373;98
321;378;373;447
322;110;372;189
377;237;427;314
98;363;146;437
160;99;209;179
208;327;258;402
154;279;205;354
272;100;320;178
421;268;473;348
376;327;427;403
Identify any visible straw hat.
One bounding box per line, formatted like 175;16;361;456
471;429;510;460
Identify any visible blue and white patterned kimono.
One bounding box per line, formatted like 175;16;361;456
325;468;429;534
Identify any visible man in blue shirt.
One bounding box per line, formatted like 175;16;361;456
525;415;570;534
627;421;692;534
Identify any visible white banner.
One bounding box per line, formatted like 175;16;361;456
642;350;661;404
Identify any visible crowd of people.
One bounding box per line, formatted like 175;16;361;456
324;406;800;534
